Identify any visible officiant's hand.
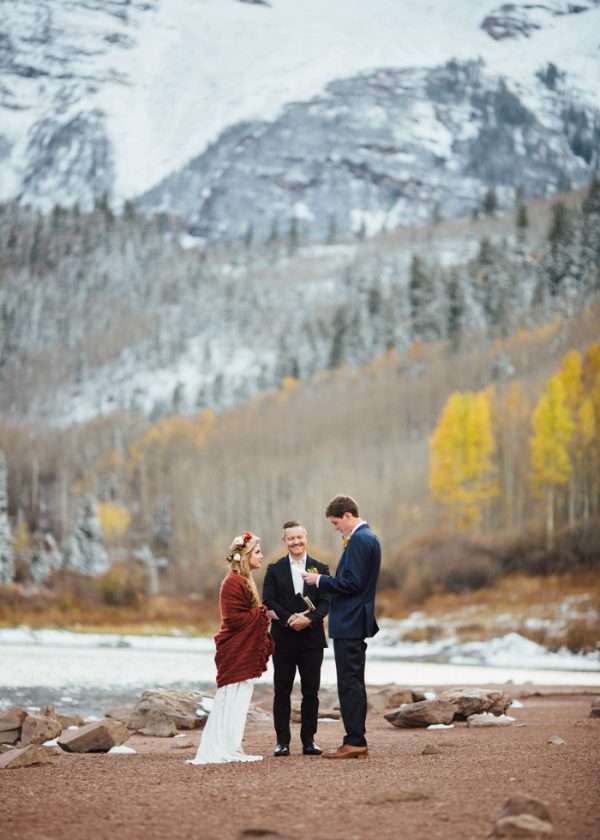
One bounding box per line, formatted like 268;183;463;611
289;610;311;631
301;571;319;586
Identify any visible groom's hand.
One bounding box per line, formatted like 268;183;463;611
302;571;319;586
289;611;311;631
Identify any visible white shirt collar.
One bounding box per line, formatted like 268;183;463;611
288;552;307;566
350;519;366;537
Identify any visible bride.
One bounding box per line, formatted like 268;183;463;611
186;531;274;764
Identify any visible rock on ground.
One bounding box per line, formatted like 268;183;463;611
58;720;130;753
0;744;53;770
384;698;455;728
127;689;207;731
20;713;62;747
438;687;512;719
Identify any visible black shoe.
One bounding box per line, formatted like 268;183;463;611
302;742;323;756
273;743;290;756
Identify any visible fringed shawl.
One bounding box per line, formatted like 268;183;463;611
214;571;274;688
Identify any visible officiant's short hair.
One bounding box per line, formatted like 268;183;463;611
282;519;305;532
325;495;359;518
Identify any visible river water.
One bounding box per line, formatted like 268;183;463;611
1;627;598;719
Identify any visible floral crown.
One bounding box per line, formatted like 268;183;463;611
227;531;255;563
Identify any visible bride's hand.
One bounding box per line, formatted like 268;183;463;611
266;609;279;621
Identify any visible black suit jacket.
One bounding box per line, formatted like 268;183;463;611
262;555;330;649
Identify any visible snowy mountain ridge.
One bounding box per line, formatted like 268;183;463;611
1;0;599;221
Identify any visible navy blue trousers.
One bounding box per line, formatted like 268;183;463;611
333;637;368;746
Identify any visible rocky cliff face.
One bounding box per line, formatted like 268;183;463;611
1;0;598;237
137;59;596;245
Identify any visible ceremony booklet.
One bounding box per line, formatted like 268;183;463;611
290;593;316;612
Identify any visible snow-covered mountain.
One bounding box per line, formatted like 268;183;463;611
1;0;599;240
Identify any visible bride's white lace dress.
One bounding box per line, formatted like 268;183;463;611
186;680;263;764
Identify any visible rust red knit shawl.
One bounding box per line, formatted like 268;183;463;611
214;571;274;688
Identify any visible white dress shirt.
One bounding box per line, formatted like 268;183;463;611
289;552;307;595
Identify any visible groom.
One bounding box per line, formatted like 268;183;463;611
302;494;381;759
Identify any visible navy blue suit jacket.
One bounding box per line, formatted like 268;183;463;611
318;523;381;639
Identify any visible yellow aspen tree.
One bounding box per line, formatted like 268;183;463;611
496;381;529;529
557;349;583;525
530;375;574;548
430;389;497;530
575;397;596;519
582;344;600;517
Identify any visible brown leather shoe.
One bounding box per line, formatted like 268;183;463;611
322;744;368;760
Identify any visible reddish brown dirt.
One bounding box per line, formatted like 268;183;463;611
1;693;599;840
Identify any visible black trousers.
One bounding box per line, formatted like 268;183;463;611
272;643;324;746
333;637;368;747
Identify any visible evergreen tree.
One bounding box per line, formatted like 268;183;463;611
0;452;15;583
483;186;498;216
63;495;109;576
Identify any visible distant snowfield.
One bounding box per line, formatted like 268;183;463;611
0;626;597;694
94;0;600;202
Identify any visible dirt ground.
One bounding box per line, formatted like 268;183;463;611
1;689;599;840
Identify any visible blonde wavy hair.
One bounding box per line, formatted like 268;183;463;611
226;531;261;607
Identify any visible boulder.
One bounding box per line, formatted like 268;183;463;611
0;744;16;753
497;793;552;824
59;719;130;753
57;713;86;729
0;728;21;746
317;708;341;720
0;707;28;732
0;744;53;770
171;737;195;749
368;686;415;711
493;815;554;836
105;705;135;726
127;689;207;731
438;688;512;719
467;713;515;727
493;793;553;837
20;713;62;747
0;708;28;744
590;698;600;718
384;699;455;728
136;711;178;737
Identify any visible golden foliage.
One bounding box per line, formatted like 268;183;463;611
429;388;497;529
97;501;131;544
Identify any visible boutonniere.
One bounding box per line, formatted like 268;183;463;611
342;536;351;549
308;566;319;574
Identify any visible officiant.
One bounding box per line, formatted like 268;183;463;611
262;520;330;756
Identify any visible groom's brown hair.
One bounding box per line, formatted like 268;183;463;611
325;495;359;518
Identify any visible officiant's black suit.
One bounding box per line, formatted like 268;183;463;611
262;555;330;748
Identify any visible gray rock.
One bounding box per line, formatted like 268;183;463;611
170;737;195;750
493;792;553;837
127;689;207;731
546;735;566;745
438;687;512;719
384;699;455;728
493;815;554;836
368;686;415;711
467;712;515;727
0;744;53;770
59;719;130;753
421;744;442;755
